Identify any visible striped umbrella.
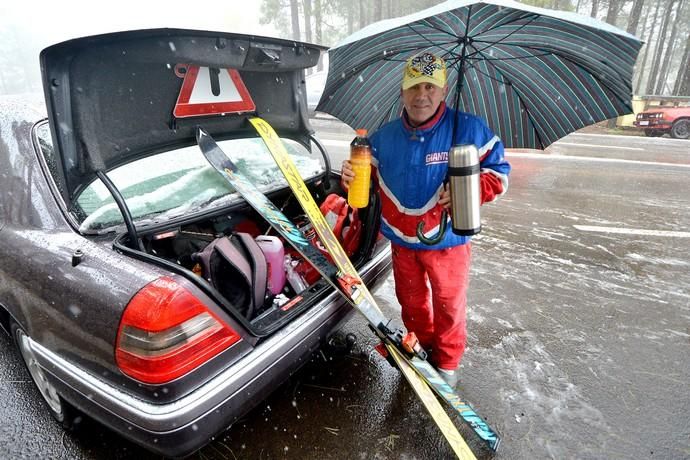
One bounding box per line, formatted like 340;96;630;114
316;0;642;149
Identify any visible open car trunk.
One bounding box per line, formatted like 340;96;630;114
38;29;386;339
114;176;382;337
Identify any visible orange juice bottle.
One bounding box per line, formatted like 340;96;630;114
347;129;372;208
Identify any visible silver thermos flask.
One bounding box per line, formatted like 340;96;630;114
448;144;481;235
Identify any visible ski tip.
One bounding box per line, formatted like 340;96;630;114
196;126;207;143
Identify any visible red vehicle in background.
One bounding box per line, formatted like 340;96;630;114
633;106;690;139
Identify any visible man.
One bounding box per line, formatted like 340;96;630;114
341;52;510;386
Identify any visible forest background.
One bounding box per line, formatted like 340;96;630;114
261;0;689;97
1;0;687;98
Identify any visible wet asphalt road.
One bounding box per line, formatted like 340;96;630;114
1;126;688;459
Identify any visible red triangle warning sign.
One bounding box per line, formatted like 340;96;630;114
173;65;256;118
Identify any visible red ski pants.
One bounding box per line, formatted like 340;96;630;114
391;242;471;370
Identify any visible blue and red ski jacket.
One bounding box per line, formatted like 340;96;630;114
370;103;510;250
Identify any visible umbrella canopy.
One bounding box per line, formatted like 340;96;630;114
317;0;642;149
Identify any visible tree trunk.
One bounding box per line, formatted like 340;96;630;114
646;0;677;95
374;0;382;21
655;0;686;94
392;0;401;16
635;1;653;42
635;0;662;94
290;0;301;41
590;0;600;18
627;0;645;35
606;0;625;127
315;0;323;70
346;1;354;34
303;0;312;44
673;34;690;95
633;1;653;67
359;0;366;29
605;0;622;25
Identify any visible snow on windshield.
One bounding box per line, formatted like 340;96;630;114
79;138;323;232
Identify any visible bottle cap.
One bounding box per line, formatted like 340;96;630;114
356;128;368;137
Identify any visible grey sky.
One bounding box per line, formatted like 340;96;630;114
1;0;280;94
2;0;278;45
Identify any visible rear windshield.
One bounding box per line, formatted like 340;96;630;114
80;138;323;233
35;125;323;233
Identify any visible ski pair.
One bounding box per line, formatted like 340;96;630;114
197;121;499;457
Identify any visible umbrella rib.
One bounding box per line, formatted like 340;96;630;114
464;61;510;85
404;23;462;59
407;19;460;41
477;12;541;37
328;43;442;84
471;39;631;103
444;42;467;67
469;13;542;58
480;41;628;81
378;40;459;61
468;44;547;150
514;85;547;150
471;40;628;137
380;98;400;130
501;43;632;106
464;51;557;62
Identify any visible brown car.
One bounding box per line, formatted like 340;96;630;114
0;29;390;457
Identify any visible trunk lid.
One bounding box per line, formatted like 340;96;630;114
40;28;325;207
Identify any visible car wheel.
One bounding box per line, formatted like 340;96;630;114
670;120;690;139
644;129;662;137
11;321;78;429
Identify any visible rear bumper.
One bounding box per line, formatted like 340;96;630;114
30;247;391;457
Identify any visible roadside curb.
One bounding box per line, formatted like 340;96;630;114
571;132;689;143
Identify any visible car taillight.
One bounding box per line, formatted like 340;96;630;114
116;277;241;384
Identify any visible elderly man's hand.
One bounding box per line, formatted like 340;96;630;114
340;160;355;191
439;183;451;209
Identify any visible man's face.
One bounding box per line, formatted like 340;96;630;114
401;82;448;126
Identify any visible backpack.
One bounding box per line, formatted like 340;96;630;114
192;233;268;319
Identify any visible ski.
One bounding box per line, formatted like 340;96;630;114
197;125;494;456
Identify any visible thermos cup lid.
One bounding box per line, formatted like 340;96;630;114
449;144;479;167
